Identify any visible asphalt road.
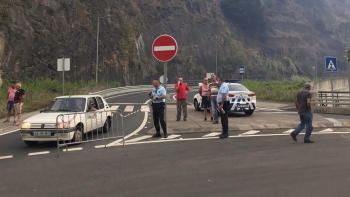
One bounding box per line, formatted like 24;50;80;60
2;130;350;197
3;90;350;196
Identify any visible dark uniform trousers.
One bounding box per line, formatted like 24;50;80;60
152;102;167;134
219;101;230;134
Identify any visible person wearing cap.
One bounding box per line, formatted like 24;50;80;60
290;83;314;143
149;79;168;138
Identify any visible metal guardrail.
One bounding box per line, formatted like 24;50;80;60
90;84;200;98
56;109;124;157
312;98;350;108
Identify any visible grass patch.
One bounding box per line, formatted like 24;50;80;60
242;77;311;103
0;78;121;118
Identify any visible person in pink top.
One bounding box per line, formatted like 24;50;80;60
199;78;212;121
4;81;17;123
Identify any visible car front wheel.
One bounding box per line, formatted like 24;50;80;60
194;100;201;111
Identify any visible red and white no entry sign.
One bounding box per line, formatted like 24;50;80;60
152;34;178;62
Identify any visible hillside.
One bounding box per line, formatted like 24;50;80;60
1;0;350;85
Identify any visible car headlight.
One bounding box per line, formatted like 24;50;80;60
57;122;67;129
21;122;31;129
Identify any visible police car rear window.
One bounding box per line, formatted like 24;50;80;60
228;84;249;91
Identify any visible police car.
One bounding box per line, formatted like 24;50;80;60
193;80;256;115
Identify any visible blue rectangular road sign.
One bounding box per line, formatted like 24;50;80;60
325;57;337;72
239;65;245;76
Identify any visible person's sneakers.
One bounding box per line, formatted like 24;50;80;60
3;119;9;123
304;140;315;143
290;132;297;141
213;121;219;124
176;118;180;121
183;118;187;121
164;133;168;138
152;133;161;138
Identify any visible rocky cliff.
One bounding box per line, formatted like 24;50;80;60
1;0;350;85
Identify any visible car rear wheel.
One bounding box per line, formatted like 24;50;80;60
245;110;254;116
102;117;111;133
24;141;38;146
194;100;201;111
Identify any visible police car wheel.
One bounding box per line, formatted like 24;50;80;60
194;100;200;111
72;126;82;143
245;110;254;116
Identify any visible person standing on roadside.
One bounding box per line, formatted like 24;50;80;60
3;81;17;123
209;74;220;124
217;77;230;139
149;79;168;138
199;78;212;121
290;83;314;143
175;78;190;121
14;83;25;126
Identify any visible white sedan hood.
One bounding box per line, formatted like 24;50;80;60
23;112;79;124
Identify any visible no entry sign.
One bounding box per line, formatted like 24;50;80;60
152;34;178;62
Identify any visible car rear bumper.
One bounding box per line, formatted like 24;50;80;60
229;102;256;111
20;128;75;142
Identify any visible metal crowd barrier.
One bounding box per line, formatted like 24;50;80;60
55;109;124;157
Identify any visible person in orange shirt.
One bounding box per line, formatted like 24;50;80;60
174;78;190;121
199;78;212;121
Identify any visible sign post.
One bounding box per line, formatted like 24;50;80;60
325;57;337;106
152;35;178;126
239;65;245;82
57;58;71;95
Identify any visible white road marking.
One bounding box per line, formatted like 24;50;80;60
259;111;296;114
319;128;333;133
154;46;175;51
96;100;151;148
124;105;134;112
141;106;150;112
161;135;181;140
172;94;176;100
0;129;20;136
144;127;148;129
110;105;119;110
202;132;221;137
241;130;260;135
28;151;50;156
325;118;343;127
63;147;83;152
283;129;294;134
96;131;350;147
125;135;152;143
0;155;13;160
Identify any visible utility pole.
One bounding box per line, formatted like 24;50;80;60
315;48;318;79
345;47;350;94
96;15;110;84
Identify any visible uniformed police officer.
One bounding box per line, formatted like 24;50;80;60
217;77;230;139
149;79;168;138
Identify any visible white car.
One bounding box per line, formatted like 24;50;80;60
19;95;114;146
193;82;256;115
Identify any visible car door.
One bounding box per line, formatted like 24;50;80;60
86;97;99;131
95;96;106;128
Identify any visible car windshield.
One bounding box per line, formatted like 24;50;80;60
43;98;86;112
228;84;249;91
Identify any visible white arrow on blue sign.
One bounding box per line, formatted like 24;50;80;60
239;65;245;76
325;57;337;72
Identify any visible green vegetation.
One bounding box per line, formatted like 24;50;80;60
0;78;121;118
242;76;311;102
